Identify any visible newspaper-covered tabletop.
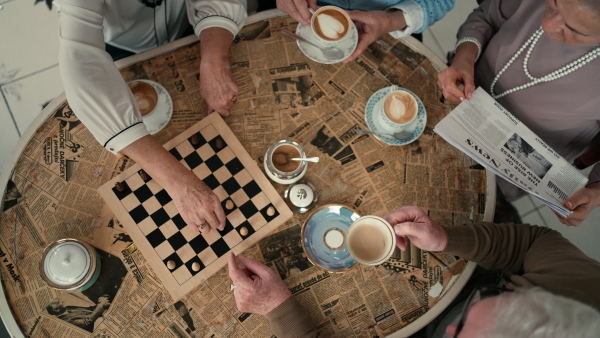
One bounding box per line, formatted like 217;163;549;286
0;12;492;338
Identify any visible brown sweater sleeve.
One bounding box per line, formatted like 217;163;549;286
265;297;319;337
442;222;600;311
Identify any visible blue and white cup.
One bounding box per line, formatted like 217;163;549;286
310;6;354;47
374;87;418;133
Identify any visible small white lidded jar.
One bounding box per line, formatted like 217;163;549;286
40;239;101;293
264;140;308;185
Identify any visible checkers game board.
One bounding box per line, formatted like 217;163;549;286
99;114;292;300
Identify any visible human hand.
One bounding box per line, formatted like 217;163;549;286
343;10;406;64
557;182;600;226
200;59;238;117
97;296;110;308
384;206;447;252
277;0;317;26
228;253;292;315
437;60;476;104
170;170;226;233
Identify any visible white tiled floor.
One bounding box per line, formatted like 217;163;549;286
0;1;598;265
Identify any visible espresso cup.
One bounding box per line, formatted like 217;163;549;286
311;6;352;47
346;215;396;266
128;80;159;117
374;88;418;133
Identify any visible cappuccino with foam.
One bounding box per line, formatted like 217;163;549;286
128;81;158;117
313;7;350;41
383;90;417;124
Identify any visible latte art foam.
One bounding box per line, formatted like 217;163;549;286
313;8;349;41
316;13;345;39
383;91;417;124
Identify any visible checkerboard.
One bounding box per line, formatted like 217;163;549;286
98;113;292;300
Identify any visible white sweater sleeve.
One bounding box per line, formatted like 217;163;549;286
186;0;248;39
57;0;149;154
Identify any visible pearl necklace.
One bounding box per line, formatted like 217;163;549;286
490;27;600;99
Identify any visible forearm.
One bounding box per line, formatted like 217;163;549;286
266;298;319;338
442;222;554;273
200;28;234;65
451;42;479;67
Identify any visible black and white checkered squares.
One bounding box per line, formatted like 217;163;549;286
112;123;282;286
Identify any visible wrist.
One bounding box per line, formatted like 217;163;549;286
385;9;407;32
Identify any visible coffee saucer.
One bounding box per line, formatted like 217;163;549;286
295;23;358;64
301;205;360;272
364;87;427;146
138;80;173;135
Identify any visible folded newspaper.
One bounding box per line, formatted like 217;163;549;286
434;87;588;217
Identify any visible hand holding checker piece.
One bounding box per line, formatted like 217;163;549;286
99;114;292;301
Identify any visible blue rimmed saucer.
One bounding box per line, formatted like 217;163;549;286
301;205;360;272
364;87;427;146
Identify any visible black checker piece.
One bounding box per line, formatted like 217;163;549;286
225;158;244;176
169;148;182;161
210;238;230;258
155;189;172;206
150;208;170;226
204;154;224;171
189;132;207;149
222;177;242;195
185;256;205;276
189;235;209;254
242;180;261;198
133;185;153;203
208;136;227;153
239;200;259;219
130;205;149;223
167;232;187;251
184;151;203;168
202;174;220;190
146;228;167;247
112;181;132;199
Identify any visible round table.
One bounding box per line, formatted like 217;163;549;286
0;9;494;338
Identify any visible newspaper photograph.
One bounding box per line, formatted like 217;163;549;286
434;87;587;216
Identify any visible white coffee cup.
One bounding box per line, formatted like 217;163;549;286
310;6;353;47
346;215;396;266
374;88;418;133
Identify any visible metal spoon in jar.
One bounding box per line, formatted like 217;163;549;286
272;153;320;165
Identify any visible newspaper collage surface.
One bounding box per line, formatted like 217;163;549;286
0;15;488;337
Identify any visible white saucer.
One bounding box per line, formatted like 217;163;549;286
295;23;358;64
138;80;173;134
364;87;427;146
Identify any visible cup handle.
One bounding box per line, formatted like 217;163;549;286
308;8;316;15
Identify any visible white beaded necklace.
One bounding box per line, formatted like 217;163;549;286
490;27;600;99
